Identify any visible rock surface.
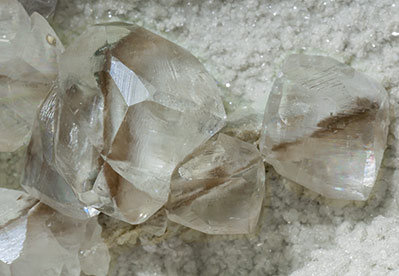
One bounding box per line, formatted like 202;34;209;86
260;54;389;200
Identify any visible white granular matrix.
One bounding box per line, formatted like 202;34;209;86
2;0;399;275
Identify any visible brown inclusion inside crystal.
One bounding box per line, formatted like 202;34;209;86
271;97;379;152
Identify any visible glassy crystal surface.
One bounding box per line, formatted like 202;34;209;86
0;0;64;152
0;189;110;276
18;0;58;18
167;134;265;234
260;54;389;200
22;89;100;219
23;23;226;224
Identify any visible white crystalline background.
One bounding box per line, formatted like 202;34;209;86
2;0;399;275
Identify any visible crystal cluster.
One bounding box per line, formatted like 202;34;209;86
23;23;230;226
260;54;389;200
0;4;391;275
0;188;109;276
0;0;64;152
167;134;265;234
3;0;393;274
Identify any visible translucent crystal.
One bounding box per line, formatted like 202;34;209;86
18;0;58;18
23;23;226;224
167;134;265;234
0;79;50;152
0;0;64;152
0;189;110;276
22;89;100;219
260;54;390;200
139;209;168;237
0;188;36;227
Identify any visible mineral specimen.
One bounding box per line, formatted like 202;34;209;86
167;134;265;234
0;0;64;152
0;188;110;276
23;23;226;224
260;54;389;200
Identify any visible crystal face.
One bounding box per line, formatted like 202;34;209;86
0;188;110;276
0;0;64;152
22;89;101;219
260;54;389;200
17;0;58;18
23;23;226;224
167;134;265;234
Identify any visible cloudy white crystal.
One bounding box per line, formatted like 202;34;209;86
0;0;64;152
0;189;109;276
260;54;390;200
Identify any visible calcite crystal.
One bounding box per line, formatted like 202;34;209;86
260;54;389;200
0;188;110;276
0;0;64;152
0;188;36;227
23;89;101;219
23;23;226;224
167;134;265;234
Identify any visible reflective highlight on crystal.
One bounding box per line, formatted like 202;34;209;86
0;189;109;276
23;23;226;224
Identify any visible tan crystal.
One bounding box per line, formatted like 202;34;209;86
260;54;390;200
167;134;265;235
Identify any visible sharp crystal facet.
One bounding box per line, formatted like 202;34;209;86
167;134;265;234
260;54;389;200
23;23;226;224
0;188;109;276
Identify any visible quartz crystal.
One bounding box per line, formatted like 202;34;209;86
0;0;64;152
0;188;110;276
167;134;265;234
260;54;389;200
23;23;226;224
